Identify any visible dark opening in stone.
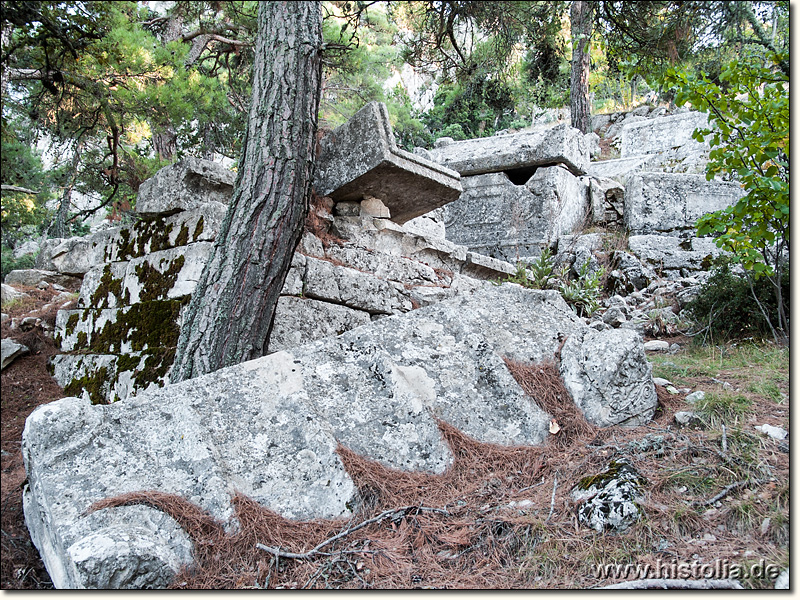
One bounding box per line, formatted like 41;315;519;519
503;165;538;186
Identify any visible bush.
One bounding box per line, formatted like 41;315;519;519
684;258;789;342
1;246;36;281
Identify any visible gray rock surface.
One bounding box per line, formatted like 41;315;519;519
625;173;743;235
1;283;30;306
1;337;30;370
135;157;234;215
314;101;462;224
571;460;646;532
13;240;40;258
428;123;589;177
620;111;709;158
443;166;589;263
560;328;657;427
4;269;81;289
586;154;657;182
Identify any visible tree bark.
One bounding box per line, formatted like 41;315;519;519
48;140;83;238
570;0;593;134
170;1;322;382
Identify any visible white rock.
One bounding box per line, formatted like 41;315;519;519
755;424;788;440
643;340;670;352
1;338;30;370
685;390;706;404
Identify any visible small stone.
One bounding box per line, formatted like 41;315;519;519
754;424;788;440
668;343;681;354
653;377;673;387
702;533;717;541
674;411;701;427
360;196;391;219
760;517;771;535
1;338;29;370
643;340;669;352
685;390;706;404
333;200;361;217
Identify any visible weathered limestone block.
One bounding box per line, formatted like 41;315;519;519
35;203;226;275
586;154;657;182
628;234;727;273
50;350;175;404
621;111;709;158
560;328;657;427
571;460;646;532
303;256;413;314
443;166;589;263
403;207;446;239
78;243;212;309
323;244;440;286
267;296;372;353
625;173;743;235
24;285;577;588
135;157;234;215
428;123;589;177
315;101;462;224
5;269;81;289
55;300;185;354
587;176;625;225
1;283;30;306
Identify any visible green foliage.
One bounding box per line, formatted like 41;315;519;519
1;246;37;281
558;258;604;317
684;258;789;343
499;250;603;317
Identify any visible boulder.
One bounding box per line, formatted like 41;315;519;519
1;283;30;306
571;460;646;532
24;284;658;588
625;173;743;235
627;234;727;274
1;338;30;370
428;122;589;177
13;240;40;259
560;328;657;427
135;157;235;216
314;102;462;224
5;269;81;290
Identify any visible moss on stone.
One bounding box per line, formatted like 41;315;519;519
134;254;186;303
192;215;205;241
64;365;111;405
86;298;187;354
175;223;190;247
90;264;125;309
64;313;80;336
576;460;647;491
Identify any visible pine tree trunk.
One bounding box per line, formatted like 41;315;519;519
170;1;322;382
570;0;593;134
48;140;83;238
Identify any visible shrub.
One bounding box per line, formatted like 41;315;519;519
1;246;37;281
684;258;789;342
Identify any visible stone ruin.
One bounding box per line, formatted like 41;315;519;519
15;100;745;588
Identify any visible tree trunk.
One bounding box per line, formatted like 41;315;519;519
570;0;593;134
48;140;83;238
170;1;322;382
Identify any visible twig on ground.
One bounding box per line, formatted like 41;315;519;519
256;505;448;560
721;424;728;454
546;477;558;522
691;479;766;508
598;578;744;590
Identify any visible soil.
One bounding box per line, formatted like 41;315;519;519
0;286;789;589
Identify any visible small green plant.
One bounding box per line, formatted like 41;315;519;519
694;392;753;429
1;246;37;281
558;259;604;317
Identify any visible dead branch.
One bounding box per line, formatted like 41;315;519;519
598;578;744;590
256;505;449;560
546;476;558;522
691;479;766;508
1;184;40;195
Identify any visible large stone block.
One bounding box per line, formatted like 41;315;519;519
4;269;81;289
620;111;709;158
560;328;657;427
78;243;213;309
625;172;743;235
428;123;589;177
315;102;462;224
35;203;226;275
443;166;589;263
136;157;235;216
586;155;657;182
628;234;727;273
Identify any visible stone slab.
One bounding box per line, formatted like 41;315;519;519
627;234;728;273
624;172;743;235
428;123;589;177
35;203;226;275
136;157;234;216
315;102;462;224
586;155;657;182
620;111;709;158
